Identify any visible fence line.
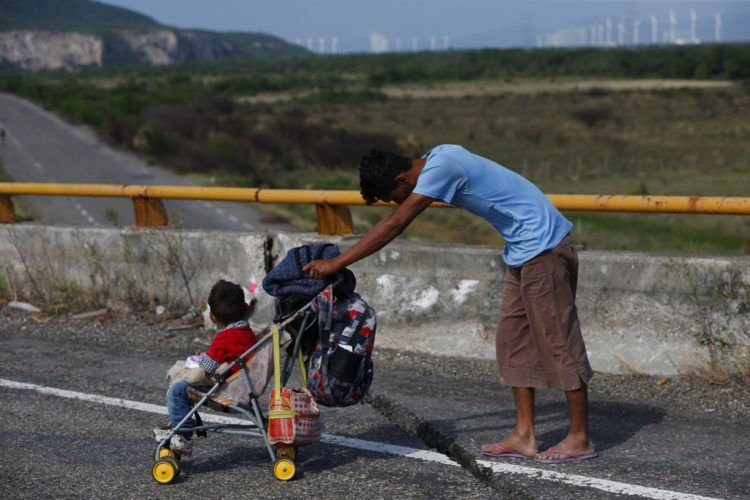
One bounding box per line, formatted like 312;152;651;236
1;182;748;235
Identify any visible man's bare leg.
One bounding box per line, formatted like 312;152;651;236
535;382;595;460
481;387;539;457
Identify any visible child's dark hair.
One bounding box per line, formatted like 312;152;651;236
208;280;247;325
359;149;413;205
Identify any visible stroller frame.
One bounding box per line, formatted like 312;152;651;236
151;300;317;483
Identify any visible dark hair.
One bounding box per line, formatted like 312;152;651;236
208;280;247;325
359;149;413;205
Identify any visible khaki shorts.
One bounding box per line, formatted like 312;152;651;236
496;235;593;390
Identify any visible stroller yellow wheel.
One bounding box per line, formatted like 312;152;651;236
277;447;298;460
152;457;180;484
273;458;296;481
159;448;176;459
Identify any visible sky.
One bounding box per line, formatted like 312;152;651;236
100;1;750;52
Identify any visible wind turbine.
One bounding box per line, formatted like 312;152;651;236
331;37;338;54
690;8;700;44
714;11;722;42
633;19;641;45
618;19;626;46
650;15;658;44
605;17;613;46
443;35;449;50
369;33;388;53
669;9;677;43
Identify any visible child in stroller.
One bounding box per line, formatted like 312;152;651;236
150;278;321;484
153;280;261;456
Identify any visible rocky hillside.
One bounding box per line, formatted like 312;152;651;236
0;0;309;71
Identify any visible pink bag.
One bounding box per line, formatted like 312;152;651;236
267;386;321;446
267;325;322;447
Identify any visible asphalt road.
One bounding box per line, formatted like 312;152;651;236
0;336;494;498
0;311;747;499
0;92;294;232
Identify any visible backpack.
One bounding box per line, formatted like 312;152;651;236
306;284;377;407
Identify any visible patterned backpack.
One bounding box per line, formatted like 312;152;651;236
306;284;377;407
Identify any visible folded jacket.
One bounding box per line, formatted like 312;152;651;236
262;243;355;298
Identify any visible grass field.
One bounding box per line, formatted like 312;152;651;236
283;85;750;253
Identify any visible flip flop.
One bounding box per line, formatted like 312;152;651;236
534;447;600;464
480;443;533;460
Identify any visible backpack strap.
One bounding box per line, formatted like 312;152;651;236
293;247;305;278
314;286;335;402
303;245;312;268
293;243;336;279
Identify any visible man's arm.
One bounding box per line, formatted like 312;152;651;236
304;192;435;278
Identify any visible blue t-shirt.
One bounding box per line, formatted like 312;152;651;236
413;144;572;267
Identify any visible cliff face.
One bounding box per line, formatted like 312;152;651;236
115;29;178;65
0;31;103;70
0;28;306;71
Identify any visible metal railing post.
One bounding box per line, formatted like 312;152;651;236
132;197;168;227
315;203;353;236
0;195;16;223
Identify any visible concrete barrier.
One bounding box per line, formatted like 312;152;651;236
0;225;275;322
2;225;749;376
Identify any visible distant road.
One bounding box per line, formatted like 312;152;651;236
0;93;295;232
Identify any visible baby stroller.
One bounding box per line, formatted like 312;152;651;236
151;243;375;484
150;300;319;484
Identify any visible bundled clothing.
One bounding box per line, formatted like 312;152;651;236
262;243;356;298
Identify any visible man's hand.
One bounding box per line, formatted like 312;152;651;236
303;258;342;279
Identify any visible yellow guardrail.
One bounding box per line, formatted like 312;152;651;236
0;182;748;235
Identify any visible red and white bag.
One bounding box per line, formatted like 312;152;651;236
267;325;322;447
267;386;321;446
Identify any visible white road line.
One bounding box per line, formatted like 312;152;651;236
72;201;98;226
242;223;254;230
33;161;44;172
0;378;722;500
0;378;451;464
228;214;239;223
214;207;226;216
476;460;720;500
